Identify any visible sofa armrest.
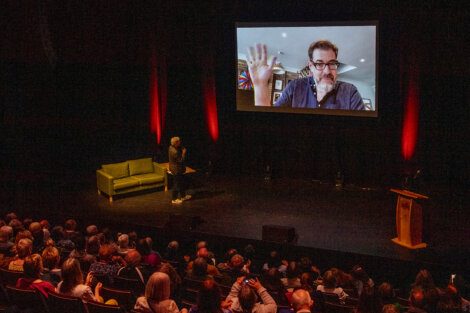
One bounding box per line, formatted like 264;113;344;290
96;169;115;196
153;162;168;189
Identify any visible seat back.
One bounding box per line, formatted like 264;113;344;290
6;285;48;313
0;268;24;287
101;286;133;311
47;291;86;313
323;292;340;303
113;276;144;296
323;302;356;313
86;300;125;313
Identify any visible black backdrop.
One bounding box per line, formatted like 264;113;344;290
1;1;469;204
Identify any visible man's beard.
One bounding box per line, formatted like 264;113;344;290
315;75;336;93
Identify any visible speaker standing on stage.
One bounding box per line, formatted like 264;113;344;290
169;137;191;205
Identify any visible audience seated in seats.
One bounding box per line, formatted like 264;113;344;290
227;276;277;313
189;278;233;313
16;253;56;297
69;234;96;272
187;257;212;280
86;235;101;258
408;287;427;313
300;272;316;294
158;262;182;299
5;213;19;225
117;233;131;256
262;251;287;274
86;224;99;239
137;237;162;269
351;265;374;297
242;245;261;275
436;284;465;313
377;282;400;310
291;289;314;313
330;268;354;290
9;218;24;239
41;242;62;285
8;238;33;271
56;257;103;302
412;269;441;313
220;254;249;286
117;250;151;286
187;248;221;277
134;272;187;313
450;274;470;311
88;243;125;284
261;267;289;305
218;249;239;271
0;225;14;256
52;225;75;251
281;261;302;291
64;219;80;239
29;222;46;254
165;241;181;262
298;257;321;282
316;270;349;304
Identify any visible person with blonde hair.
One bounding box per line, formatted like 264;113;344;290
16;254;55;297
8;238;33;271
134;272;187;313
56;258;103;302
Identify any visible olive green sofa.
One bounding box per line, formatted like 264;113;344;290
96;158;167;202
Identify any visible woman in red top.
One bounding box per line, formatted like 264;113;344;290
16;254;55;298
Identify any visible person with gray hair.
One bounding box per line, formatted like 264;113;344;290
168;136;191;204
291;289;314;313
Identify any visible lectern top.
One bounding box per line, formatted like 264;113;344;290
390;188;429;200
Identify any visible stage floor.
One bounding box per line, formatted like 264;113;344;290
66;172;469;271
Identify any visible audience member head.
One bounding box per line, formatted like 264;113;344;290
73;235;86;252
299;256;313;273
51;226;65;242
224;248;238;262
230;254;245;270
382;304;400;313
128;231;138;248
414;269;436;290
64;219;77;233
15;230;33;244
5;212;18;224
0;226;13;242
286;261;300;279
356;284;379;313
118;234;129;249
145;272;171;302
16;238;33;259
193;257;208;277
42;244;60;269
196;241;207;251
86;225;98;237
197;247;209;259
351;265;370;283
9;219;24;236
23;254;43;279
437;284;462;313
239;284;257;313
377;282;396;305
291;289;313;312
266;250;282;268
87;235;100;255
322;270;337;289
60;258;84;293
198;278;223;313
29;222;42;236
39;219;50;230
263;267;283;290
22;218;33;231
300;272;315;292
98;244;116;263
243;244;255;260
125;250;142;267
410;287;426;310
136;238;151;256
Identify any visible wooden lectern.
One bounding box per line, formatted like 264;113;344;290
390;189;428;249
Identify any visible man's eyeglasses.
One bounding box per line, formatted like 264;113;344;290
312;62;340;70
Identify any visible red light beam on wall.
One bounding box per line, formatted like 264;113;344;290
202;57;219;142
149;47;167;145
401;65;420;161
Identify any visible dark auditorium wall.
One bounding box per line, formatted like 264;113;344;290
1;1;468;208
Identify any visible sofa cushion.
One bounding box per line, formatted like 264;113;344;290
133;173;164;186
102;162;129;179
128;158;154;176
113;177;140;190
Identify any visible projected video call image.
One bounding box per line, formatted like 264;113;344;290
236;23;377;117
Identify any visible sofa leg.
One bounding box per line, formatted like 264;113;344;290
98;190;101;195
165;185;168;192
109;196;113;203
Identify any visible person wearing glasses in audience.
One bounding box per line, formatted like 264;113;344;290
247;40;365;110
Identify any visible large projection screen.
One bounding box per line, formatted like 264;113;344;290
236;22;378;117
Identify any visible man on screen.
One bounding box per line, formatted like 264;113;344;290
247;40;365;110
